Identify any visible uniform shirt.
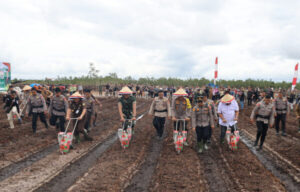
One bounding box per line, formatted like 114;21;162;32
83;97;95;113
27;93;47;113
49;95;68;116
204;99;218;120
250;101;275;125
171;98;191;119
192;104;214;128
274;98;290;115
118;96;136;118
296;102;300;117
218;100;239;126
149;97;171;118
69;101;86;118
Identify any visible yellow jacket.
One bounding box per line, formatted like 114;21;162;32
185;98;192;109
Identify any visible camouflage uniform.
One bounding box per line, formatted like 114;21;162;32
69;100;92;141
171;97;191;130
49;95;68;132
27;93;48;133
119;96;136;130
83;97;95;131
251;100;275;148
149;96;171;137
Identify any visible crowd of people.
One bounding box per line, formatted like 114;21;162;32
1;83;300;153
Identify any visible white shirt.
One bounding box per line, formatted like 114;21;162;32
218;100;239;126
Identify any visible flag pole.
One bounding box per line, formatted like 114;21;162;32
214;57;218;86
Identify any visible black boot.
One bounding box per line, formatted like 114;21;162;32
257;143;263;151
83;130;93;141
254;140;258;147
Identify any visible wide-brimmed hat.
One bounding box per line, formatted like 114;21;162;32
173;88;188;96
221;94;235;103
119;86;133;95
23;85;31;91
69;92;84;99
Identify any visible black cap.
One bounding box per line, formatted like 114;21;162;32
201;93;208;97
55;87;61;92
83;88;91;93
158;89;164;93
265;95;271;99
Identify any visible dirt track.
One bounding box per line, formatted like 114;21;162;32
0;98;299;191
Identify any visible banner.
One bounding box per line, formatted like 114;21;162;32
0;62;11;92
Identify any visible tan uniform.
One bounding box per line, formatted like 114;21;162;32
274;98;290;115
205;99;218;120
251;100;275;148
26;93;48;132
251;101;275;125
49;95;68;116
26;93;47;113
192;104;214;128
296;102;300;117
149;97;171;117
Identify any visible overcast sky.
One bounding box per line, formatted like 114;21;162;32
0;0;299;81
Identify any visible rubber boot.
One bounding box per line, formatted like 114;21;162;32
257;144;263;151
75;135;80;144
184;141;189;146
83;129;93;141
254;140;258;147
197;142;203;154
220;138;225;144
204;143;209;150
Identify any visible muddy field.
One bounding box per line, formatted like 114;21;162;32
0;97;299;192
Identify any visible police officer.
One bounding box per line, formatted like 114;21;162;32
118;86;137;131
171;88;191;146
48;87;68;132
274;91;290;136
91;93;102;127
83;89;95;132
149;89;171;139
26;87;48;133
296;100;300;133
66;92;93;143
250;95;275;150
192;95;214;153
202;93;218;143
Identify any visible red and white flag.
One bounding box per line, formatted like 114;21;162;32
292;63;298;90
214;57;218;85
